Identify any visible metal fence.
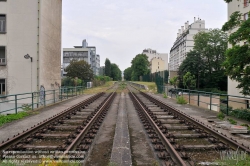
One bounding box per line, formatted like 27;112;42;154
0;86;85;115
162;86;250;116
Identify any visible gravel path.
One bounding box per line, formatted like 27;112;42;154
110;92;132;166
85;94;120;166
0;94;93;143
126;93;159;166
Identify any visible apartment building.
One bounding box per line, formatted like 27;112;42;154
169;18;207;78
150;57;165;73
142;48;168;71
0;0;62;96
63;40;100;76
227;0;250;108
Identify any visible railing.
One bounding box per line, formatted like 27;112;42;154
0;86;85;114
162;86;250;116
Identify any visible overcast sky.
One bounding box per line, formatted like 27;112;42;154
62;0;227;71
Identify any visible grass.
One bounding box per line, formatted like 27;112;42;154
176;96;187;104
227;118;237;125
163;93;167;98
83;81;116;94
132;81;157;93
217;154;250;166
217;112;225;120
0;111;30;126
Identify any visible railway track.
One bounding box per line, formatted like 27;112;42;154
0;87;117;164
128;84;250;165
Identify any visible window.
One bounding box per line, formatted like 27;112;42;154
0;79;6;95
244;13;249;20
0;46;5;65
0;15;6;33
244;0;249;7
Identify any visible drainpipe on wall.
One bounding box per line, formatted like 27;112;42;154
36;0;40;107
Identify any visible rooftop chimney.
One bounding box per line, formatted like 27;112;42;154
185;21;189;29
194;17;196;22
181;26;184;33
178;29;181;34
177;33;179;37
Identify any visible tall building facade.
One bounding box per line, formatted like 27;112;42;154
169;18;207;72
142;48;168;71
227;0;250;108
63;40;100;76
0;0;62;96
150;57;165;73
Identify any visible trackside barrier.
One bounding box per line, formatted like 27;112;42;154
0;86;85;115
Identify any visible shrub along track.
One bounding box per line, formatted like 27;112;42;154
0;87;117;165
128;84;250;166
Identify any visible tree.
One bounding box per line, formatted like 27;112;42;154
193;29;228;89
105;58;111;77
131;54;150;81
170;76;178;89
183;72;196;89
110;63;122;81
124;67;132;81
221;9;250;95
178;29;228;90
65;60;93;81
178;50;205;89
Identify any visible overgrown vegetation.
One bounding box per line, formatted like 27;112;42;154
176;96;187;104
163;93;167;98
0;111;29;126
220;106;250;122
217;153;250;166
217;112;225;120
227;118;237;125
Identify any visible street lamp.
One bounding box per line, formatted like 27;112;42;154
24;54;33;62
24;54;33;92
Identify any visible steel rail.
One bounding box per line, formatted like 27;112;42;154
140;90;250;154
63;92;116;154
0;92;104;152
128;90;187;166
130;83;250;153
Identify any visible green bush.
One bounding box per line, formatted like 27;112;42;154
217;112;225;120
220;105;233;114
177;96;187;104
230;108;250;121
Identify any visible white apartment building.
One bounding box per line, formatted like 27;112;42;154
0;0;62;96
169;18;207;72
142;48;168;71
227;0;250;108
63;40;100;76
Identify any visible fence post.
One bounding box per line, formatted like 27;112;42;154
210;93;212;110
197;91;200;106
15;95;17;114
60;87;62;101
189;90;190;104
53;90;56;103
44;91;46;106
32;92;34;110
67;87;68;99
75;87;77;96
226;95;229;115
